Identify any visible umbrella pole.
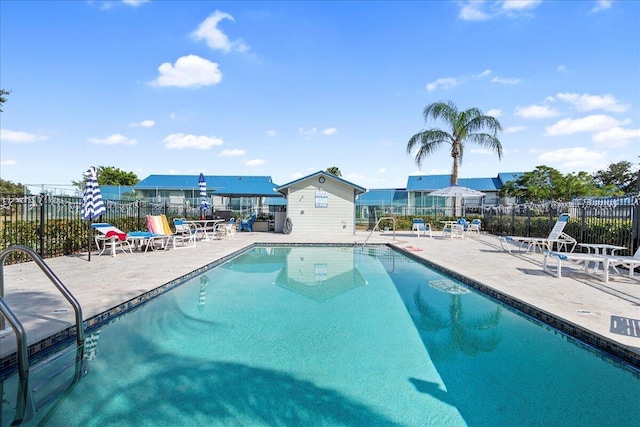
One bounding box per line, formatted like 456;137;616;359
88;220;92;261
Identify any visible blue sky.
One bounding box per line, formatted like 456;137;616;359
1;0;639;193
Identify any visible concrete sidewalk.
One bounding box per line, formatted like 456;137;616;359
1;231;639;369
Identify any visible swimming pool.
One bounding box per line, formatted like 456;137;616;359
2;246;639;426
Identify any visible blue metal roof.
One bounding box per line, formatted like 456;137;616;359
135;175;281;197
497;172;523;185
277;171;366;195
407;173;521;192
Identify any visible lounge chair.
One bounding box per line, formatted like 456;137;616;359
499;213;576;254
91;223;152;257
240;213;257;232
543;251;615;281
147;215;195;250
603;246;640;279
411;218;432;237
457;218;469;231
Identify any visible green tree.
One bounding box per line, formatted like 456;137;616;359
0;178;27;194
72;166;139;189
500;165;600;202
326;166;342;177
406;100;503;185
592;160;638;195
0;89;9;112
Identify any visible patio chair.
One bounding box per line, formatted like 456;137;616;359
468;219;481;234
91;223;137;257
499;213;576;254
411;218;432;237
173;218;199;244
147;215;195;250
240;213;257;232
456;218;469;231
215;218;236;240
443;223;465;240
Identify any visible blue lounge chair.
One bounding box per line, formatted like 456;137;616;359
240;213;257;232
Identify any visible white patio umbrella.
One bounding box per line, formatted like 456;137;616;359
81;166;106;261
430;185;485;216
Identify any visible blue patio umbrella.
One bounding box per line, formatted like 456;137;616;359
81;166;106;261
199;173;209;219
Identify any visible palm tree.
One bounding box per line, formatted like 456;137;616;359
406;100;504;185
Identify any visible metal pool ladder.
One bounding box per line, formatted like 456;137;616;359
0;245;87;424
362;216;396;247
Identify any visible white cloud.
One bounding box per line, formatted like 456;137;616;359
163;133;223;149
122;0;149;6
504;126;526;133
150;55;222;88
219;148;246;156
544;115;629;136
502;0;542;11
486;109;502;117
129;119;155;128
426;69;491;92
0;129;48;143
245;159;265;166
515;104;560;119
537;147;606;170
265;130;277;137
191;10;250;53
378;168;387;173
299;127;317;136
426;77;458;92
88;133;137;145
458;0;541;21
459;2;492;21
555;92;628;113
591;0;612;13
1;159;16;166
322;127;338;135
557;65;568;72
492;76;521;85
592;127;640;147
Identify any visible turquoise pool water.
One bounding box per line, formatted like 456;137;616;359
3;246;639;426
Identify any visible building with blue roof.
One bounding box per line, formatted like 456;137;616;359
135;174;283;213
357;172;523;216
130;171;522;221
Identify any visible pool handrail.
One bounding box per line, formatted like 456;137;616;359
363;216;396;247
0;245;85;379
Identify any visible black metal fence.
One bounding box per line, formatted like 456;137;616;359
2;193;639;263
0;194;237;264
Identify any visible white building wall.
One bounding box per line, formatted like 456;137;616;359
285;178;356;235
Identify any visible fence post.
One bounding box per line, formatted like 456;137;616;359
632;172;640;252
39;193;45;257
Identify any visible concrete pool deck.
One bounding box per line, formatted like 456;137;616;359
1;231;639;370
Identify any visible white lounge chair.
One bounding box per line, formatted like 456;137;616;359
603;246;640;279
499;213;576;254
543;251;615;282
91;223;135;257
147;215;195;250
411;218;432;237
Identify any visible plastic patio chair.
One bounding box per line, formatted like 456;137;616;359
411;218;432;237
